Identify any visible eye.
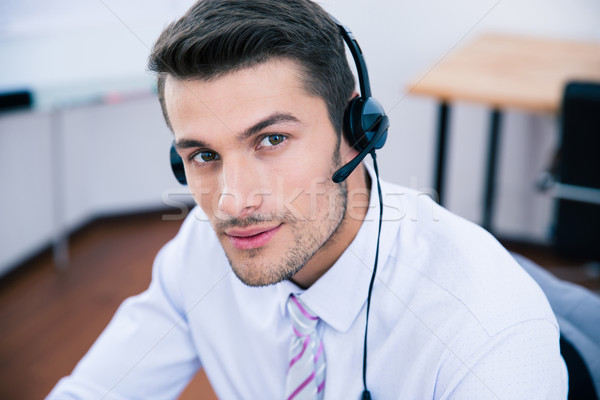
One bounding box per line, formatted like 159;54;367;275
259;134;286;147
192;151;219;163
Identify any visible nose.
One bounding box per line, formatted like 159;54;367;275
217;157;266;219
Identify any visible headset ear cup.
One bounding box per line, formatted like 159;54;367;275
170;142;187;185
342;99;357;150
360;97;388;150
343;98;368;152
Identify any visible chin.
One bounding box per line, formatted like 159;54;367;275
226;251;301;288
231;263;294;287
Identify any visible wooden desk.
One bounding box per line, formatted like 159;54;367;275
408;34;600;231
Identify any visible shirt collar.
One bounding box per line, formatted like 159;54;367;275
276;163;398;333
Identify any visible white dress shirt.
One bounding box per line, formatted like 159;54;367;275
48;173;567;399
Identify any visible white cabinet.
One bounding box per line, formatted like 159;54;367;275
0;95;186;276
0;110;55;274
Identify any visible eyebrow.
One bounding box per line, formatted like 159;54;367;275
175;112;300;150
238;112;300;141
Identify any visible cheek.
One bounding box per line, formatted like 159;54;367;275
280;161;328;196
188;180;217;215
280;162;339;216
284;140;337;180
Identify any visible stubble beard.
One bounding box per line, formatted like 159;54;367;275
217;144;349;287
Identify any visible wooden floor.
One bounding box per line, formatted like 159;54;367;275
0;212;598;399
0;212;216;400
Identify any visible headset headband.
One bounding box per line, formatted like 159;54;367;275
333;20;372;99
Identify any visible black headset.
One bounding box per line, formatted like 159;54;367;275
332;21;389;183
168;19;388;400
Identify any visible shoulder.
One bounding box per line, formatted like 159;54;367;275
160;206;223;265
379;181;558;336
374;182;566;395
151;206;230;309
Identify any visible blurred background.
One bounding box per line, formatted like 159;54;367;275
1;0;599;398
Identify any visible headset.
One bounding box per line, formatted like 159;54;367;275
332;21;389;183
169;19;388;400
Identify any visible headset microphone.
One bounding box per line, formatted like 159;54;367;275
332;114;389;183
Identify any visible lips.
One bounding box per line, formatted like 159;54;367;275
225;224;282;250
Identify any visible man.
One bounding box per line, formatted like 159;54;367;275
48;0;567;398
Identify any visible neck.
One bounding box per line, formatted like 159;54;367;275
290;165;371;288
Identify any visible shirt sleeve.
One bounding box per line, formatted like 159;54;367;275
440;318;568;400
46;240;201;400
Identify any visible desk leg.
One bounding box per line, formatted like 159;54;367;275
482;109;503;232
434;102;450;205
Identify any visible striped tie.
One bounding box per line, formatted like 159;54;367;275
284;294;326;400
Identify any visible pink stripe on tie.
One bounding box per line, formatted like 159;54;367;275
287;371;316;400
317;379;325;393
314;341;324;363
291;295;318;320
292;326;305;338
289;336;310;369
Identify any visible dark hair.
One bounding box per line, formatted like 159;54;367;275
148;0;355;135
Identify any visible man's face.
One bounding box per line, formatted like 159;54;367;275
165;59;351;287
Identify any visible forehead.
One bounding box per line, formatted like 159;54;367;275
163;59;323;137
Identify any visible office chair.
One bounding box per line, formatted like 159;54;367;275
538;82;600;259
512;253;600;400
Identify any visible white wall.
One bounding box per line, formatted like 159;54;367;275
1;0;599;273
